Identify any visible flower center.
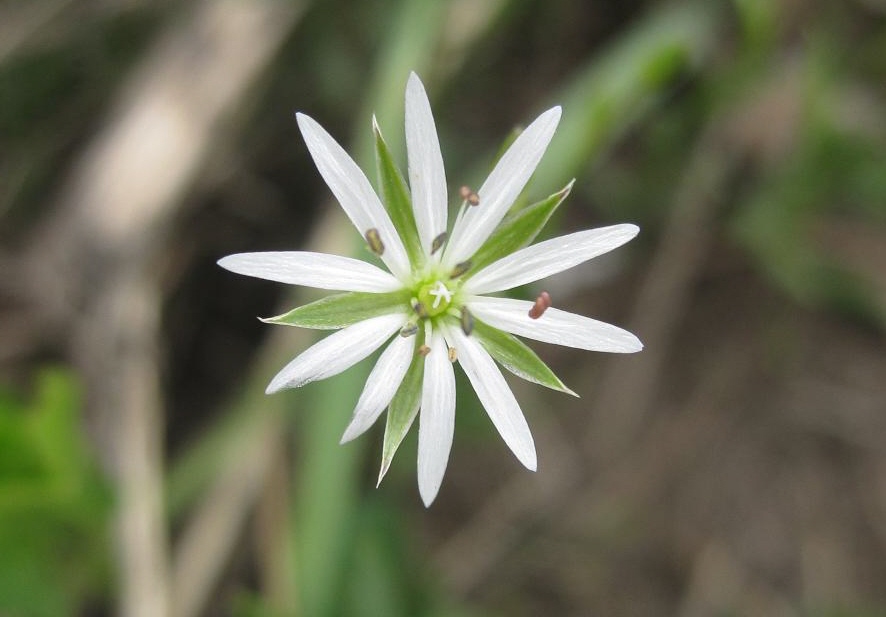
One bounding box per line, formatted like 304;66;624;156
417;280;453;317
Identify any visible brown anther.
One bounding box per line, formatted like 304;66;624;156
459;185;480;206
399;323;419;337
411;300;429;318
450;260;471;278
460;307;474;336
431;232;448;255
365;228;384;256
528;291;552;319
418;344;431;357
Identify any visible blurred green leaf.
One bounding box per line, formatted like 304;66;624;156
0;368;111;617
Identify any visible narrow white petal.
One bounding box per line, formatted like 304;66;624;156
405;72;448;256
417;331;455;507
445;325;536;471
463;224;639;294
340;333;414;443
468;296;643;353
266;313;405;394
444;106;561;266
218;251;403;292
296;113;410;279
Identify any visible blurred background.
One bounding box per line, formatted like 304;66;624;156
2;0;886;615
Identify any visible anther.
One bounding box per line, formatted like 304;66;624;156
365;228;384;256
448;347;458;362
399;323;419;337
459;185;480;206
418;344;431;357
460;307;474;336
450;260;471;279
528;291;552;319
412;300;429;318
431;232;448;255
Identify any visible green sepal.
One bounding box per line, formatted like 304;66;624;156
472;318;577;397
263;290;409;329
374;119;424;267
468;179;575;274
378;348;423;485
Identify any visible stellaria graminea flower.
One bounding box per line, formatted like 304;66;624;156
219;73;642;506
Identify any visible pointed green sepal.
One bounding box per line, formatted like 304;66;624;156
468;179;575;274
374;117;424;267
472;318;577;396
263;290;410;329
378;351;423;485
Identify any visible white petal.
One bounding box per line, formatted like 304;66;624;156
444;324;536;471
417;330;455;507
218;251;403;292
296;113;410;279
340;333;414;443
266;313;405;394
463;224;639;294
405;73;448;257
444;106;561;267
468;296;643;353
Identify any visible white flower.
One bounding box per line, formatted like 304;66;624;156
219;73;642;506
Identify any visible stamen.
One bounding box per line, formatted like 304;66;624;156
448;347;458;362
412;299;429;318
528;291;552;319
418;344;431;357
431;232;448;255
460;307;474;336
459;185;480;206
399;322;419;337
450;260;471;279
365;228;384;255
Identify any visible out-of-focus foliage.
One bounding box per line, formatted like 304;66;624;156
0;369;111;616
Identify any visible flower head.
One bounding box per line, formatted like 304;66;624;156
219;73;642;506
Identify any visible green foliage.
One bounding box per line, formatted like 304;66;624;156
0;369;112;617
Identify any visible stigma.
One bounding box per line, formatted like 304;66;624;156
428;281;451;309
